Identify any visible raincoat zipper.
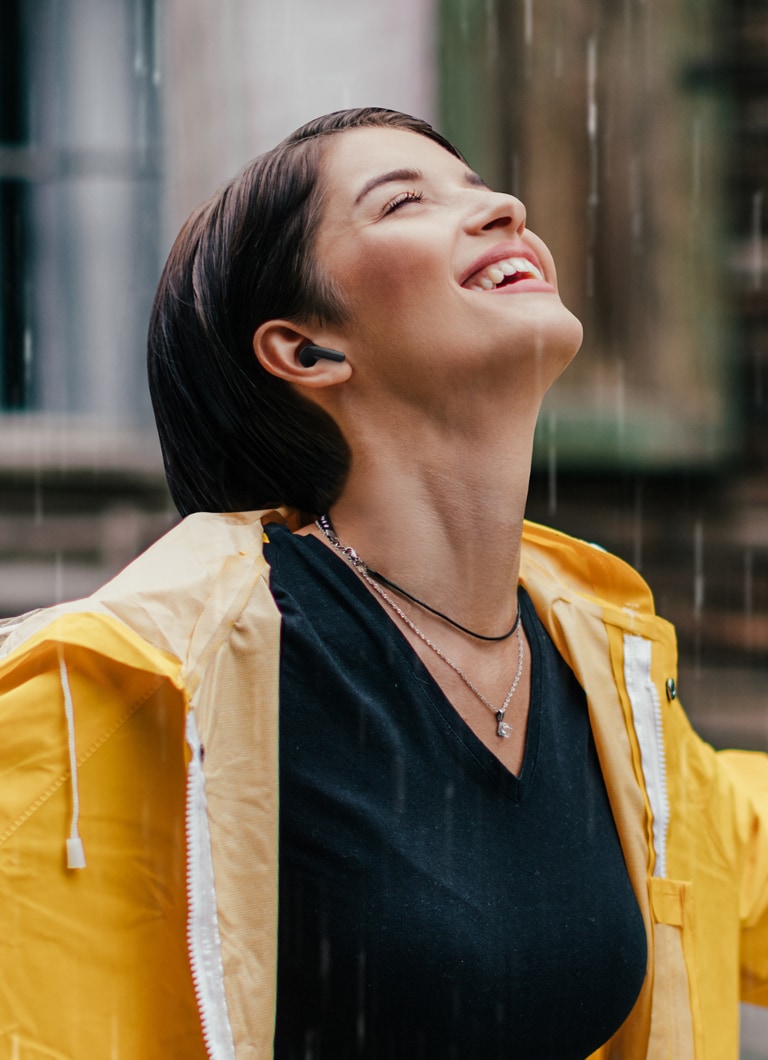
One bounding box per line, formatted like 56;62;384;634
623;633;670;878
185;710;236;1059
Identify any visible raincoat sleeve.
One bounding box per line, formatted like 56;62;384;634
0;610;209;1058
716;749;768;1003
662;684;768;1017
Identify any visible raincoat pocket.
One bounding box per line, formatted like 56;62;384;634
647;877;701;1060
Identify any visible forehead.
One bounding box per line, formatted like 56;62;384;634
319;126;466;203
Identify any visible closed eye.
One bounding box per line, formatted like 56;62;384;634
383;189;424;215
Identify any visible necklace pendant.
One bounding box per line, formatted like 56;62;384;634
496;711;511;739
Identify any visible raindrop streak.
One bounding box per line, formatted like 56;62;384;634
691;116;702;220
33;464;43;526
751;190;763;292
523;0;534;80
754;344;764;408
547;413;557;515
485;0;498;67
457;0;470;41
630;154;643;247
744;547;754;650
615;360;626;445
356;949;366;1048
692;519;705;675
632;480;643;573
320;930;331;981
55;551;64;604
553;0;564;79
133;0;147;76
524;0;533;47
152;1;162;86
693;519;705;621
587;36;599;205
23;326;32;402
586;35;599;299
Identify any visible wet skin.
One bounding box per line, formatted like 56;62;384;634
311;126;583;412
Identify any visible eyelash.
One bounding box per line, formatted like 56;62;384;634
383;190;424;215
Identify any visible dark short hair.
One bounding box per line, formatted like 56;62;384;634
147;107;463;516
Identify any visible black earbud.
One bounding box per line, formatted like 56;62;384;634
298;344;347;368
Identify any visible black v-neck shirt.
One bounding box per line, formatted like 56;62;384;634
265;525;647;1059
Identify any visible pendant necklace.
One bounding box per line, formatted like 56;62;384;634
315;514;524;739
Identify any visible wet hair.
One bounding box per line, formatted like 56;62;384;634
148;107;463;516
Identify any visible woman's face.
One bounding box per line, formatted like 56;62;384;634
311;127;583;406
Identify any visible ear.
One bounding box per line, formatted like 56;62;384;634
253;321;351;388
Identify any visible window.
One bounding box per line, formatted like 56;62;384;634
0;0;161;424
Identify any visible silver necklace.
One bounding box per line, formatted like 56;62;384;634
315;516;525;739
316;514;520;639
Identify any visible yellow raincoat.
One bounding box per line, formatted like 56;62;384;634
1;510;767;1058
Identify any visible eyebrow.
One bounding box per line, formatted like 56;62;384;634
353;166;489;206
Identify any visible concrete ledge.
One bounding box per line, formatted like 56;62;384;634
0;416;166;479
0;561;116;616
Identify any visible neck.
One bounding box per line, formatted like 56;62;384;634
319;401;539;637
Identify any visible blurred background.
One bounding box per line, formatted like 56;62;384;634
0;1;766;1051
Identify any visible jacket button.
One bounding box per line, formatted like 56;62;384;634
666;677;677;701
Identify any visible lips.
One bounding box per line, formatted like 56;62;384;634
460;244;552;292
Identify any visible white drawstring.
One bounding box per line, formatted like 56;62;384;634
58;649;86;869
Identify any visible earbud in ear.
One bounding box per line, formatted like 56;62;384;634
298;344;347;368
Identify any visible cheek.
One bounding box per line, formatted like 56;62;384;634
342;235;451;314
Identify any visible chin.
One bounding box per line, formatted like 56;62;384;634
560;307;584;360
532;300;583;367
512;305;583;399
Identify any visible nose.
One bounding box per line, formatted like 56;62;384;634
466;191;527;236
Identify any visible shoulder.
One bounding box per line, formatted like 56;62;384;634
1;509;289;664
521;519;657;618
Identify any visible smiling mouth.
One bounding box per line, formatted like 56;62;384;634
463;255;545;291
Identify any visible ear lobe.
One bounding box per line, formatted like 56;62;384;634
253;321;351;387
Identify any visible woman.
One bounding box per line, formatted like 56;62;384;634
2;108;768;1058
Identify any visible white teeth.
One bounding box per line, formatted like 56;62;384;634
509;256;543;280
465;254;545;290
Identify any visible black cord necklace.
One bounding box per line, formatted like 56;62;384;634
316;514;520;642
